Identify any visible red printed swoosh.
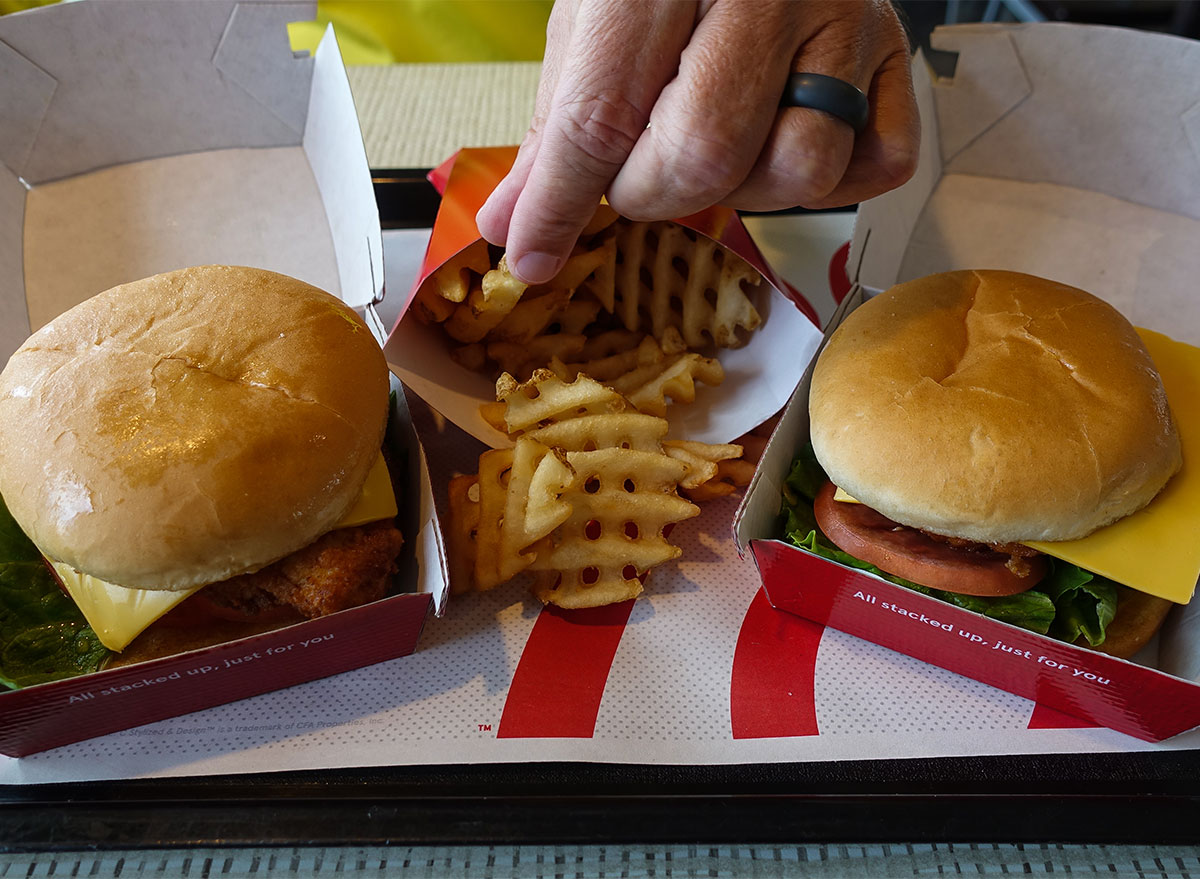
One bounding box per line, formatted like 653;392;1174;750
730;588;822;739
829;241;852;304
497;600;634;738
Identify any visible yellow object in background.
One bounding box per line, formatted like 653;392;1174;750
2;0;550;64
289;0;552;64
0;0;56;14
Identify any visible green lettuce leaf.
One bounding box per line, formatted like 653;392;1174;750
779;445;1108;644
0;494;41;565
0;495;110;689
1041;559;1118;647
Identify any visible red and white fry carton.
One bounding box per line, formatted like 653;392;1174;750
384;145;823;448
0;1;448;757
735;22;1200;742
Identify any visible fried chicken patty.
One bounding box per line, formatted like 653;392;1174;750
204;519;406;619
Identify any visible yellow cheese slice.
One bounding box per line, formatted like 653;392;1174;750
52;453;397;651
833;486;861;505
335;452;399;528
1026;329;1200;604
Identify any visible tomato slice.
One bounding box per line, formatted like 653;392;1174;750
813;481;1046;596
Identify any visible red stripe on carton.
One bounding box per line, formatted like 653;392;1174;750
750;539;1200;742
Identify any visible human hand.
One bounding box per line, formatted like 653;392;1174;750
476;0;920;285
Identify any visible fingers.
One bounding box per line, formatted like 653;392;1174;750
722;1;919;210
477;0;920;283
475;0;575;249
606;0;800;220
474;127;544;251
608;0;916;218
793;50;921;209
479;0;696;284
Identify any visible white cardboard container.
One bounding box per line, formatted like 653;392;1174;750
0;0;448;756
384;147;825;450
735;22;1200;742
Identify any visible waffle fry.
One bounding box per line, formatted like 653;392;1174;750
524;412;669;454
478;400;508;433
546;240;616;293
472;447;518;590
497;369;626;435
528;446;699;607
444;257;529;343
413;280;458;324
413;240;493;325
551;332;724;418
579;329;645;361
583;219;763;349
680;457;757;502
489;289;572;344
556;297;604;335
611;351;724;417
446;475;481;594
506;437;574;552
662;440;744;489
432;240;492;304
417;210;765;426
487;333;588;381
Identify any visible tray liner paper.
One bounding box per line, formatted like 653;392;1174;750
5;220;1200;782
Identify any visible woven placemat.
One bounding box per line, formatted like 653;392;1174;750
348;62;540;169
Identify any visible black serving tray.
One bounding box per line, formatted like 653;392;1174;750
4;176;1198;853
4;753;1200;850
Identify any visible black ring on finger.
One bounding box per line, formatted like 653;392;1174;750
780;73;870;133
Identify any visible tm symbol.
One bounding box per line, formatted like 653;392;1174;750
477;723;492;732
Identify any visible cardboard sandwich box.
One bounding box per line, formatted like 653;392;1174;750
736;22;1200;742
0;0;448;757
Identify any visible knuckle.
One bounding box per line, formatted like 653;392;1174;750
781;146;848;205
669;146;746;201
877;138;919;190
519;200;591;243
557;89;646;171
640;125;750;210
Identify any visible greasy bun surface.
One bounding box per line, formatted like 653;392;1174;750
0;266;389;590
809;270;1181;543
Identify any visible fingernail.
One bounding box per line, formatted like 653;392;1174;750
513;251;563;285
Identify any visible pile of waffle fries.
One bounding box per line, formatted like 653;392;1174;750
415;206;768;608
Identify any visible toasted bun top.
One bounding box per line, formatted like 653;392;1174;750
809;270;1182;543
0;266;389;590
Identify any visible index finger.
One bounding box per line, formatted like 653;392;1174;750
501;0;696;284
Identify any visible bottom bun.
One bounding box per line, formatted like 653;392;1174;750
1083;588;1174;659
